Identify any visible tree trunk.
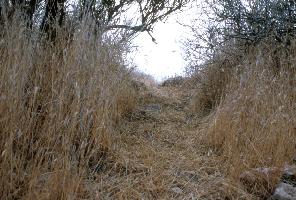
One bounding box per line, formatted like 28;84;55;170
40;0;65;41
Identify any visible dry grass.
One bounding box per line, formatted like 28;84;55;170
109;82;226;199
0;19;137;199
190;52;241;116
1;15;224;200
131;69;157;89
196;43;296;198
1;12;295;200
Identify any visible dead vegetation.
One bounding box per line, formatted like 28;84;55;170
191;42;296;199
1;3;296;200
0;26;227;198
0;19;138;199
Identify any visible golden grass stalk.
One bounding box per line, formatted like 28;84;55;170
0;17;136;199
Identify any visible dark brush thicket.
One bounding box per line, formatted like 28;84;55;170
207;0;296;48
184;0;296;74
0;0;188;41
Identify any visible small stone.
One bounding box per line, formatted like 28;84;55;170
171;187;183;194
282;166;296;187
142;104;162;112
271;182;296;200
283;166;296;177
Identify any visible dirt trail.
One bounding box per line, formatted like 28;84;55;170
94;84;224;199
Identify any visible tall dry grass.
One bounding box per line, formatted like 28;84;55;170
0;18;137;199
189;46;242;116
197;42;296;197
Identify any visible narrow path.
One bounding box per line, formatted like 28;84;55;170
94;84;224;199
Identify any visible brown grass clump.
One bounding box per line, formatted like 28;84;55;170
0;19;137;199
131;69;157;89
190;51;241;116
161;76;185;87
199;43;296;198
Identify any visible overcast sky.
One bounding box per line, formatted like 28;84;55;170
129;4;200;82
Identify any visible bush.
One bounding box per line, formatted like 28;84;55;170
161;76;185;87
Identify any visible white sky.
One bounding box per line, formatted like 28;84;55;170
131;19;186;81
67;1;201;82
130;5;199;82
